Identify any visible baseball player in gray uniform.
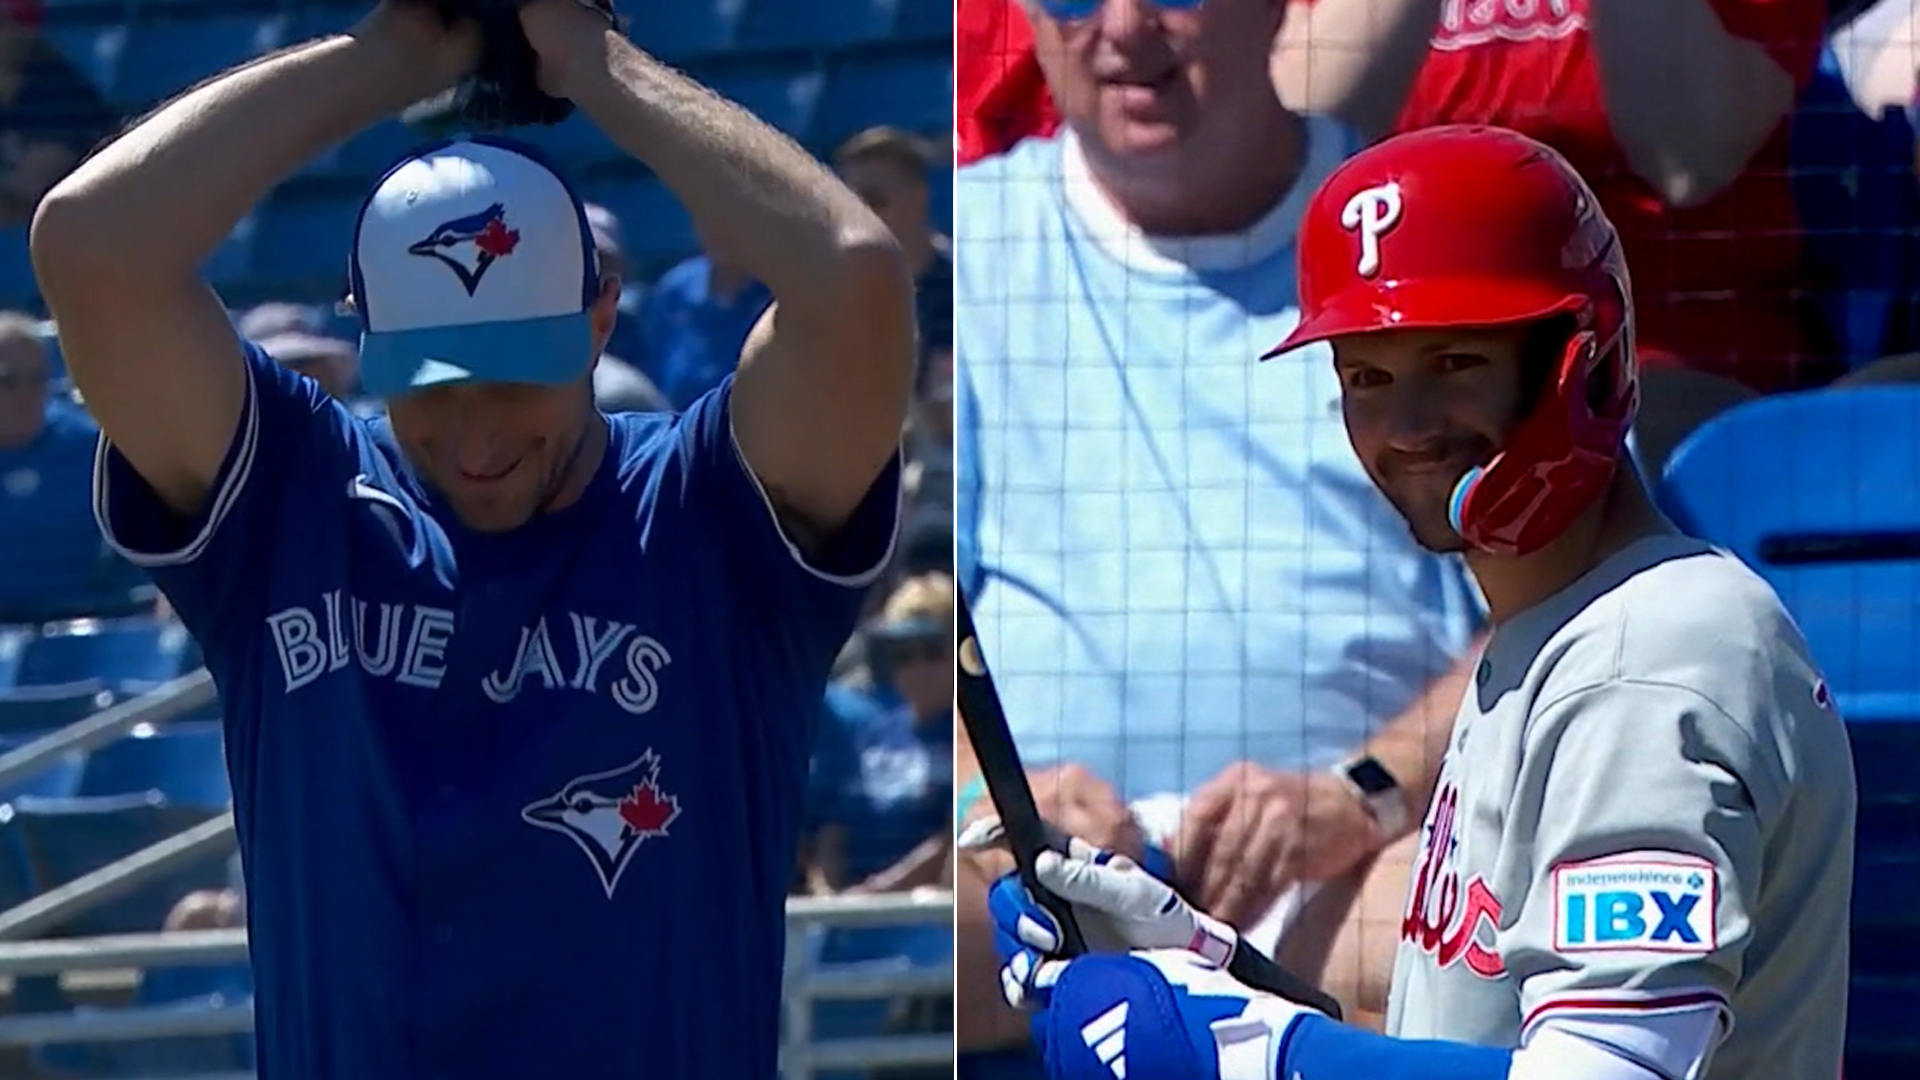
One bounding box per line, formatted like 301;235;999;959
970;125;1856;1080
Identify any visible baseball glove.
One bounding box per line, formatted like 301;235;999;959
413;0;618;133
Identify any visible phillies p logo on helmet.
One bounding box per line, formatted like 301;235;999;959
1341;182;1404;278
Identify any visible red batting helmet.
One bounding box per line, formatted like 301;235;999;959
1263;125;1639;558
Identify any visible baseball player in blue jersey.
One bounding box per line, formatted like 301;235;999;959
29;2;913;1076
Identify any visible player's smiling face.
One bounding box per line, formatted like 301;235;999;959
1027;0;1281;167
388;376;597;533
1333;325;1531;554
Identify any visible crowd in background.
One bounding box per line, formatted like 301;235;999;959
0;0;956;994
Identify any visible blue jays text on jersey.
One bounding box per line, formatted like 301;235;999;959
91;345;902;1080
266;595;672;713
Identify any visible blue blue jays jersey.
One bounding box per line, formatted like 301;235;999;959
93;346;901;1079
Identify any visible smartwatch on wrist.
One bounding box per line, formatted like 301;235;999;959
1335;754;1410;839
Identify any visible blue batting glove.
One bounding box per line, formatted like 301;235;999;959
1024;948;1319;1080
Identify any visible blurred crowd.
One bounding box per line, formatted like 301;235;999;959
0;0;956;938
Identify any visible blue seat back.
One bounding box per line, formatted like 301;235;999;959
0;680;109;738
79;723;229;808
1658;387;1920;708
16;620;187;689
11;792;229;936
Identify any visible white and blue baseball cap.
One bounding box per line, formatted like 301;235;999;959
348;137;601;398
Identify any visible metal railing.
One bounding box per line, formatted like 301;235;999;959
0;673;956;1079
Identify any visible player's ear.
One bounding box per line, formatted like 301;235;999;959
589;272;622;347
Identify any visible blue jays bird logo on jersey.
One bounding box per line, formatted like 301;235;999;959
522;751;682;897
407;202;521;296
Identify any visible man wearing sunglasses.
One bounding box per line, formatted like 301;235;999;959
954;0;1486;1064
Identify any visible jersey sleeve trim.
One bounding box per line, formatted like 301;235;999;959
91;354;261;569
724;410;900;590
1522;988;1731;1035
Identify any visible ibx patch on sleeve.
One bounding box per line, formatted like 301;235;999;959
1551;852;1718;954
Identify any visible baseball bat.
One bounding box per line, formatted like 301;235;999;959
956;586;1346;1019
956;585;1090;956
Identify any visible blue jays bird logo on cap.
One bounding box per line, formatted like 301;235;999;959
522;750;682;897
408;202;521;296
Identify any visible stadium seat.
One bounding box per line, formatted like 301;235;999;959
10;792;229;936
0;737;86;803
16;619;190;689
816;46;952;147
0;806;41;916
336;119;431;180
736;0;894;53
624;0;743;63
114;14;287;108
78;723;229;808
253;190;361;288
509;114;625;177
1658;387;1920;707
692;56;825;143
0;680;111;738
0;224;33;308
893;0;950;44
580;175;696;276
0;626;24;688
39;22;127;102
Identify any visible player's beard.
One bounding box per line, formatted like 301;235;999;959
1372;435;1499;555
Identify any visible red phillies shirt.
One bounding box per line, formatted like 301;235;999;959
1395;0;1832;392
957;0;1060;165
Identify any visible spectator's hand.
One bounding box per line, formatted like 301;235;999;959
1176;765;1383;929
956;764;1144;894
1026;764;1146;862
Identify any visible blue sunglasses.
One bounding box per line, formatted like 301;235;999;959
1038;0;1205;22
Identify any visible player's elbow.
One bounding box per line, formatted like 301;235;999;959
28;185;97;295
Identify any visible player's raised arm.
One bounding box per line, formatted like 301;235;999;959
520;0;915;546
28;5;478;518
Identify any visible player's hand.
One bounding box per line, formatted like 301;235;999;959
995;945;1321;1080
517;0;618;100
1177;764;1385;929
965;819;1238;970
357;2;483;90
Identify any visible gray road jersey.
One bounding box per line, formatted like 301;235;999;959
1384;534;1854;1079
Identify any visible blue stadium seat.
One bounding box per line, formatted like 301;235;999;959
114;14;286;108
893;0;950;44
79;723;229;808
253;191;361;286
509;114;624;176
0;680;110;738
624;0;742;63
0;224;34;308
336;119;430;180
39;22;127;101
816;47;952;146
0;737;86;803
581;175;696;274
736;0;894;53
11;792;228;936
694;57;825;143
928;165;952;235
0;806;40;915
16;619;190;689
1658;387;1920;709
0;627;24;688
